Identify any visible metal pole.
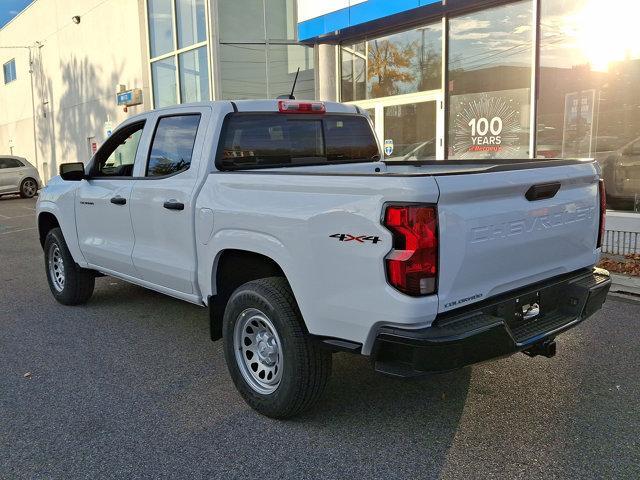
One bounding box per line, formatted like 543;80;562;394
28;46;39;174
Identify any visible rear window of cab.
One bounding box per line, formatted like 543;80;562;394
217;114;380;170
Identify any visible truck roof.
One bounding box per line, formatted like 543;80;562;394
128;100;360;122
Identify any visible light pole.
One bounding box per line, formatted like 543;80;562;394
1;43;42;174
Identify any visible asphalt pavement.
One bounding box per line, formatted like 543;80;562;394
1;196;639;479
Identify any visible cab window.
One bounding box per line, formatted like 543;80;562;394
146;115;201;177
92;122;145;178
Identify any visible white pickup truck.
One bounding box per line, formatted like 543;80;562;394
36;100;611;418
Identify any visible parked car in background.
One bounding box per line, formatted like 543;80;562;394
596;136;640;210
0;156;42;198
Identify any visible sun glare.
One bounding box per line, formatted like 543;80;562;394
575;0;640;72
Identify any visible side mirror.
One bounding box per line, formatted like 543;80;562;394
59;162;86;181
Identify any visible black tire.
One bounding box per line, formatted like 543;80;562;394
19;178;38;198
44;227;95;305
222;277;332;419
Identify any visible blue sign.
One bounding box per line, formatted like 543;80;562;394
298;0;442;42
117;91;133;106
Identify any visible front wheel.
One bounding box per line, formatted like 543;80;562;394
223;277;332;419
44;228;95;305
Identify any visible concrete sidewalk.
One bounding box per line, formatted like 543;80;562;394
610;273;640;296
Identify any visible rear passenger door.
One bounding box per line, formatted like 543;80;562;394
129;108;209;295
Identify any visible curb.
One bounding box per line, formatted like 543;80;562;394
610;273;640;296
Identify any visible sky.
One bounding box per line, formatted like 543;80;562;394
0;0;33;29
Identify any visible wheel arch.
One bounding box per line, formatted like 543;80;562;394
209;248;289;341
38;211;61;248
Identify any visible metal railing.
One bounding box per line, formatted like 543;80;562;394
602;230;640;255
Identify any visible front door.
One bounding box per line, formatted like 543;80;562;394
75;121;147;277
130;109;208;294
350;91;445;161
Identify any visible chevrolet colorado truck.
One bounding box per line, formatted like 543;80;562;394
36;100;611;418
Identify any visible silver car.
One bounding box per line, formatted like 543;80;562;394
0;156;42;198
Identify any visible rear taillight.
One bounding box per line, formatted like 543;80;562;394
278;100;326;114
383;205;438;296
597;179;606;248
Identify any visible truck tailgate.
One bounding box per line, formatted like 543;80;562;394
435;162;601;313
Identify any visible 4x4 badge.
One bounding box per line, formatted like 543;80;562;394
330;234;381;244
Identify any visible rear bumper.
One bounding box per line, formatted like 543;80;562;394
372;268;611;377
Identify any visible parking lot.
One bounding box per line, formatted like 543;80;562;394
1;196;639;479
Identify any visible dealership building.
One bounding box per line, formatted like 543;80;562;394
1;0;639;224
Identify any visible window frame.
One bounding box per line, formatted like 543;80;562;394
144;113;202;179
214;112;381;171
89;121;147;179
145;0;212;108
3;59;17;84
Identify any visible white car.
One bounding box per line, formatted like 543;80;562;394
36;100;611;418
0;156;41;198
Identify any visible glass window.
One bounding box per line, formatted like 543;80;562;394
267;45;314;99
266;0;296;41
179;47;209;102
384;102;437;161
147;115;201;177
341;23;442;101
219;44;267;99
93;124;145;178
324;116;381;162
218;0;265;43
448;1;533;160
0;157;23;168
148;0;174;58
218;114;379;170
537;0;640;212
151;58;178;108
176;0;207;48
3;59;16;84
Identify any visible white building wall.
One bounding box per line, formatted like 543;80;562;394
0;0;151;183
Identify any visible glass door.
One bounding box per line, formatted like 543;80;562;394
350;90;444;161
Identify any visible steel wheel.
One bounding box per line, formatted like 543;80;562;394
48;244;65;292
233;308;283;395
22;179;37;197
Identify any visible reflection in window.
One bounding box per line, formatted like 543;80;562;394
219;114;378;169
341;23;442;101
147;115;201;177
384;102;437;161
266;0;296;41
219;44;315;100
219;44;267;99
148;0;174;58
218;0;265;43
537;0;640;212
176;0;207;48
94;124;145;178
151;58;178;108
448;1;533;159
179;47;209;103
267;45;314;99
218;0;315;100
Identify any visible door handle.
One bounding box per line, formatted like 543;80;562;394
525;182;561;201
163;200;185;211
110;196;127;205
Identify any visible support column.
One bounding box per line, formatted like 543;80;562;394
316;44;338;102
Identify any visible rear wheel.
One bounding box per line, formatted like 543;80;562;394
19;178;38;198
44;228;95;305
223;277;332;419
